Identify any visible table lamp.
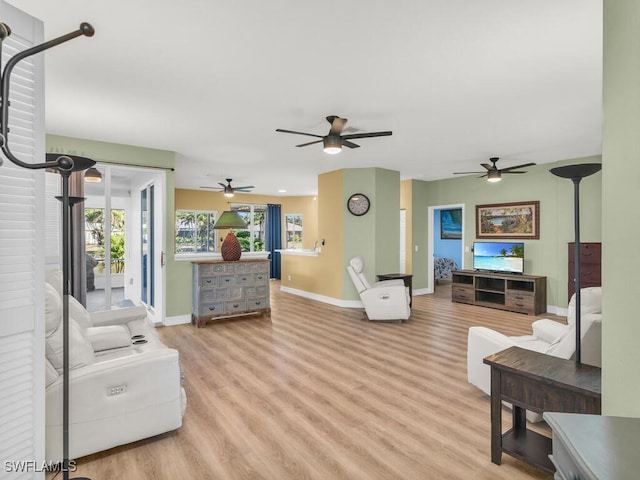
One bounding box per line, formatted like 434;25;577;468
214;210;247;261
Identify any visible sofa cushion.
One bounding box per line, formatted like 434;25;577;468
567;287;602;325
69;294;93;331
45;283;62;335
45;316;95;374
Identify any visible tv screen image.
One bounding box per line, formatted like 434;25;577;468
473;241;524;274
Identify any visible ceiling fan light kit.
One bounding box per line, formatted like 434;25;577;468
323;136;342;154
276;115;392;154
487;170;501;182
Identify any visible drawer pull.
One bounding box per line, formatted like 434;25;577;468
208;306;217;311
515;296;524;300
257;275;264;280
515;303;524;307
233;303;239;308
205;279;212;284
241;277;247;281
224;278;230;283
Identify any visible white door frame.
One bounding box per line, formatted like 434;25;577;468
426;203;465;294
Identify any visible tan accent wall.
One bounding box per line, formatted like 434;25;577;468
312;170;344;299
400;179;413;274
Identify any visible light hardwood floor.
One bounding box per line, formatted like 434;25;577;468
68;280;558;480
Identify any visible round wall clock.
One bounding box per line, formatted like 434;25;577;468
347;193;370;216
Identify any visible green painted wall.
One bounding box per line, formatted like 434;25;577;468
602;0;640;417
410;156;601;306
342;168;400;300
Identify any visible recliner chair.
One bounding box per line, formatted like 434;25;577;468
44;270;186;461
347;256;411;322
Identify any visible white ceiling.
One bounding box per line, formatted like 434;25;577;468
7;0;602;196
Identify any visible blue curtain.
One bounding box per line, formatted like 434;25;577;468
266;204;282;279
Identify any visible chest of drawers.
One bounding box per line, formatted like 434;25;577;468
568;242;601;300
192;259;271;327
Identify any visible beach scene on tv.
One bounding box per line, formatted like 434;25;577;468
473;242;524;273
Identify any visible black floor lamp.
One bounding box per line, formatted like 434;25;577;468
549;163;602;365
0;20;94;480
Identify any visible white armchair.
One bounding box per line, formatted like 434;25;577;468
347;256;411;322
467;287;602;421
44;270;186;462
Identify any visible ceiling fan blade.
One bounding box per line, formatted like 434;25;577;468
276;128;323;139
480;163;494;171
342;131;392;140
343;140;360;149
233;185;254;190
328;117;347;136
453;171;485;175
500;162;536;172
502;171;527;174
296;139;323;147
218;182;227;188
200;186;222;189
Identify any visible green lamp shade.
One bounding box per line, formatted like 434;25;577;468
213;210;247;229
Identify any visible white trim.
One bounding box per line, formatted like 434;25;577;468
275;249;318;257
280;286;363;308
163;314;192;326
413;288;430;296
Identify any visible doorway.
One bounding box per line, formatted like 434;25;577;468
84;165;165;322
427;203;465;295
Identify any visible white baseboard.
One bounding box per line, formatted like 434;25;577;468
163;314;192;326
279;286;363;308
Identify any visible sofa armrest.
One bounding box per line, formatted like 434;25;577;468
90;305;148;327
531;318;568;344
467;326;516;395
360;285;408;304
46;348;184;461
372;279;405;288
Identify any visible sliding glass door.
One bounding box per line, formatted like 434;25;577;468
141;184;155;308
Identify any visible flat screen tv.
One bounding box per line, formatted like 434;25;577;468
473;241;524;274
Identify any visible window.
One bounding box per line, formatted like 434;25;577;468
175;210;217;254
285;214;303;249
85;208;126;274
231;204;266;252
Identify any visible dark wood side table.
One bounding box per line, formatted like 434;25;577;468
377;273;413;306
483;346;601;474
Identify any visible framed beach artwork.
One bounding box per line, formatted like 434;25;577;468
440;208;462;239
476;201;540;239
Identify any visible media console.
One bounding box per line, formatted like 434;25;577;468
451;270;546;315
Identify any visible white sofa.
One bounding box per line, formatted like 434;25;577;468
467;287;602;421
346;256;411;322
45;270;186;462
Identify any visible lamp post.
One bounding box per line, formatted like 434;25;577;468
549;163;602;365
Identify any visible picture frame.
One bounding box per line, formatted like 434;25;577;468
440;208;462;239
476;201;540;239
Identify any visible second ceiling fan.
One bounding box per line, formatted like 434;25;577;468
453;157;536;182
200;178;254;197
276;115;392;154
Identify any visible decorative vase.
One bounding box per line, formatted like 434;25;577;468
221;232;242;261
